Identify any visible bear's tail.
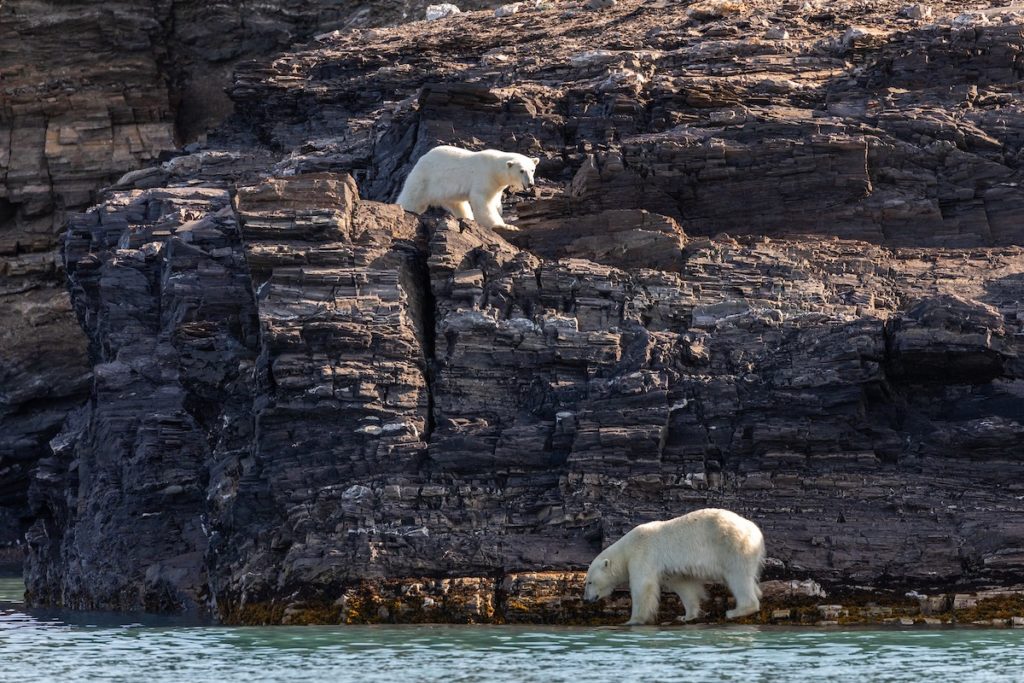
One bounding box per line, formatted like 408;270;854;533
754;538;767;592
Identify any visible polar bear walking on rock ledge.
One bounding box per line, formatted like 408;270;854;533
396;145;540;229
583;509;765;625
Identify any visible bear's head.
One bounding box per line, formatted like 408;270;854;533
505;155;540;192
583;555;620;602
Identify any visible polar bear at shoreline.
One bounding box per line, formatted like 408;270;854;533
583;509;765;625
396;145;540;229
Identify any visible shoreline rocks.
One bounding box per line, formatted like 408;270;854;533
221;572;1024;626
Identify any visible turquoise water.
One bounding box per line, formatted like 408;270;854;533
3;576;1024;682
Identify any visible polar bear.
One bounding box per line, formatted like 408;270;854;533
396;145;540;229
583;508;765;625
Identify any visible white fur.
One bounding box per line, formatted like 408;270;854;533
583;508;766;625
396;145;540;229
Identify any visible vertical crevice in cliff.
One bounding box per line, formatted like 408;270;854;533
159;1;177;142
153;1;234;146
200;190;255;616
879;315;908;435
400;224;438;447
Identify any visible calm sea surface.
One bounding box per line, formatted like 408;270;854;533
2;574;1023;682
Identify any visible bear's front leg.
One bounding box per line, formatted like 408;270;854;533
625;576;660;625
470;191;507;229
488;194;518;230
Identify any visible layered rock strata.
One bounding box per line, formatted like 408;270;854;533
29;166;1024;619
234;0;1024;250
14;0;1024;621
0;0;504;559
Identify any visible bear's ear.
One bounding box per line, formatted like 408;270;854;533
602;558;610;568
530;157;540;167
506;160;515;168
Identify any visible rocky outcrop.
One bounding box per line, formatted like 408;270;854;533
30;162;1024;618
0;0;504;560
234;0;1024;249
16;0;1024;621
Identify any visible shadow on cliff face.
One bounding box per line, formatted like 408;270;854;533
885;295;1007;386
880;292;1024;465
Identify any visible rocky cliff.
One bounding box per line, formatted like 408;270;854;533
12;0;1024;623
0;0;500;563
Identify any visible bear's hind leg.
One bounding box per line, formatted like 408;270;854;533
443;200;474;221
724;571;760;620
399;199;429;215
667;578;707;622
398;194;429;214
625;576;661;626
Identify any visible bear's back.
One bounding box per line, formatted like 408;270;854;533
682;509;763;557
632;509;763;557
422;145;474;160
